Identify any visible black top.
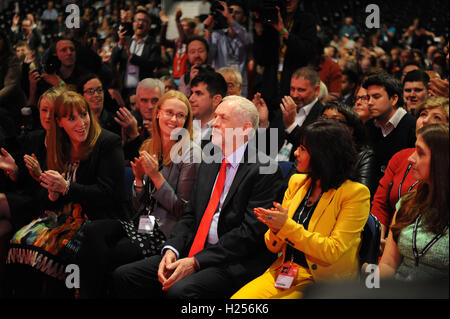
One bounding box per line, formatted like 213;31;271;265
284;192;319;268
365;112;416;184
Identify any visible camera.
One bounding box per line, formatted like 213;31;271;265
40;48;61;74
246;0;284;25
119;22;134;37
210;1;229;30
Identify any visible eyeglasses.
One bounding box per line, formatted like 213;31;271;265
159;109;187;121
355;95;369;102
134;18;149;24
84;87;103;95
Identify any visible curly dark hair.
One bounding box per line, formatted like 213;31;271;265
298;119;357;192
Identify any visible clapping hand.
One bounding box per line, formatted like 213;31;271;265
254;202;289;233
24;153;42;181
280;96;297;128
252;92;269;128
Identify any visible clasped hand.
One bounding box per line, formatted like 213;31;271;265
158;250;196;291
254;201;289;233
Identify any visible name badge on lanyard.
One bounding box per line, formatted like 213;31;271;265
138;215;155;234
274;262;298;289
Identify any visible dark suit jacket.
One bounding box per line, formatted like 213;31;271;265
41;129;128;220
111;35;161;90
165;146;282;285
263;100;324;161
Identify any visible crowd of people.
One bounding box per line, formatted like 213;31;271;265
0;0;448;299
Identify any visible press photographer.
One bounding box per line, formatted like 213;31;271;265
203;1;252;97
250;0;319;115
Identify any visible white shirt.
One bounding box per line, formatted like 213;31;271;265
207;142;248;245
285;98;318;134
276;98;318;161
374;107;407;137
124;35;148;89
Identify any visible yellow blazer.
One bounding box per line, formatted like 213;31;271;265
266;174;370;282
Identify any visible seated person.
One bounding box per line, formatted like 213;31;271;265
0;85;65;295
232;120;370;299
113;95;282;299
6;90;127;297
78;90;201;298
77;74;122;136
371;96;449;251
378;123;448;282
320;101;378;197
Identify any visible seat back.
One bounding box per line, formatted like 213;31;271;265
278;161;294;179
124;166;135;199
359;213;382;265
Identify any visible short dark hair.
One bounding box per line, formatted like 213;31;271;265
134;9;151;21
322;101;368;148
403;69;430;89
362;72;404;107
299;120;357;191
292;67;320;86
191;70;227;98
187;36;209;54
76;73;102;94
343;69;359;86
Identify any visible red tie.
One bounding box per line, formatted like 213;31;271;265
188;158;229;257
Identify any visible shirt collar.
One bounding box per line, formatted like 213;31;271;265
132;35;148;44
298;98;318;116
374;107;407;130
223;142;248;169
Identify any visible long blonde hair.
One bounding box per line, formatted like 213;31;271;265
47;90;101;172
140;90;193;166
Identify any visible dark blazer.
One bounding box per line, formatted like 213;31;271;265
111;35;161;89
41;129;128;220
5;129;47;229
165;146;282;285
263;100;324;161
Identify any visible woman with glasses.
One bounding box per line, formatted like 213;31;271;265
353;85;372;123
320;101;378;197
372;96;449;253
78;73;121;136
378;123;448;282
78;90;201;298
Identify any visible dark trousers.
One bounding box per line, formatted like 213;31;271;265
78;219;142;298
113;254;238;299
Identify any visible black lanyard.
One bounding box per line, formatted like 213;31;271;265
288;186;322;263
398;163;420;201
412;215;448;267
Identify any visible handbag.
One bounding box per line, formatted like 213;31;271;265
120;184;166;257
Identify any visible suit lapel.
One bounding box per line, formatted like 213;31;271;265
220;162;251;212
308;188;336;231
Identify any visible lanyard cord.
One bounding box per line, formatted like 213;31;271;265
412;214;448;267
398;163;420;201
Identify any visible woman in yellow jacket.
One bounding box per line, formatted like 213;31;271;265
232;120;370;299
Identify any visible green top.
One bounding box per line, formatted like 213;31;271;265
395;217;449;281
